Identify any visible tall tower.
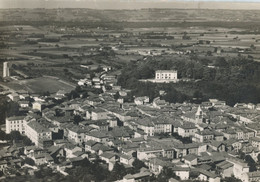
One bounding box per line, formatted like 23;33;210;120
195;105;203;124
3;62;10;77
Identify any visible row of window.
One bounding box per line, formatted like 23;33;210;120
157;73;176;76
10;125;24;128
156;76;176;79
9;120;23;124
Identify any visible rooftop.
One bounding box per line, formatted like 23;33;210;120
156;70;177;73
27;121;51;133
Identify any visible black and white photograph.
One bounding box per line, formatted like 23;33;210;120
0;0;260;181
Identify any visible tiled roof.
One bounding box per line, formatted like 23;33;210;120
27;121;51;133
216;161;233;169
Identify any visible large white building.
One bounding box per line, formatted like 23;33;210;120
155;70;178;83
25;121;52;146
6;116;26;134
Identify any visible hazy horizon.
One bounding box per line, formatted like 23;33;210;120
1;0;260;10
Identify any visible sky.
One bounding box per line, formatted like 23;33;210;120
1;0;260;9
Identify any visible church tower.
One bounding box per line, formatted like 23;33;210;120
3;62;10;77
195;105;203;124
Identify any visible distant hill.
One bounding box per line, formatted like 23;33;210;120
1;8;260;23
1;0;260;10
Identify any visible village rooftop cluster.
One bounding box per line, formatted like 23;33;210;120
1;65;260;182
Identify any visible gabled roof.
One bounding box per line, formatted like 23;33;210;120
47;146;61;155
120;154;133;160
216;161;233;169
72;151;84;157
209;141;225;148
85;140;98;147
183;154;198;161
198;169;218;178
179;123;196;130
100;152;116;159
87;131;109;138
196;129;214;136
197;164;211;171
91;143;112;152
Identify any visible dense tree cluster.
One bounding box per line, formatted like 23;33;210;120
0;130;33;146
118;56;260;106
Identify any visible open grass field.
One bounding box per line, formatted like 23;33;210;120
9;76;75;94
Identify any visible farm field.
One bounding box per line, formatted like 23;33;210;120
0;8;260;100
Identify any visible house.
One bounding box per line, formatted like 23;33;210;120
86;96;103;106
47;146;65;162
214;131;224;142
88;108;108;121
216;161;234;178
6;116;26;134
177;123;197;137
174;143;202;158
120;154;135;166
227;157;250;181
223;129;237;140
172;167;190;181
109;127;132;141
250;137;260;150
193;129;214;143
183;154;198;166
67;125;86;144
33;153;46;165
134;96;149;105
32;102;46;111
152;97;169;109
25;121;52;146
85;140;98;153
153;118;172;134
197;169;220;182
85;131;110;144
146;158;174;175
154;70;178;82
91;143;114;155
209;141;226;152
18;100;30;108
107;118;118;128
7;93;20;101
64;143;83;158
100;152;117;164
89;120;109;132
137;147;164;160
135;118;155;137
236;127;255;141
121;168;151;182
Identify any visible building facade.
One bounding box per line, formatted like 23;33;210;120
25;121;52;146
6;116;26;134
154;70;178;83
